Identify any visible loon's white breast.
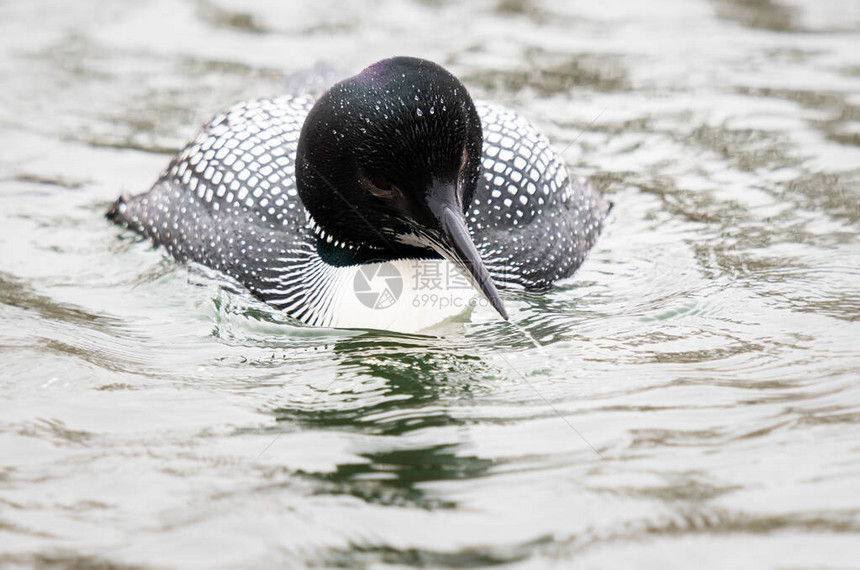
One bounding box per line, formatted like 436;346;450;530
315;258;483;332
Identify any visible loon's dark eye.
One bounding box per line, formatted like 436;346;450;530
360;172;399;200
371;177;391;192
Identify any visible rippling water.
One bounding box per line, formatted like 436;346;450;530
1;0;859;568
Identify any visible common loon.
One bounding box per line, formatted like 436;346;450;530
108;57;609;330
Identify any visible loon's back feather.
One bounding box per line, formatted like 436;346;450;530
109;94;609;326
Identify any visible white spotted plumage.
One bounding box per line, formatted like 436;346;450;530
471;102;608;289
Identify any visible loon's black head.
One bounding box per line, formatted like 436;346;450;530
296;57;507;319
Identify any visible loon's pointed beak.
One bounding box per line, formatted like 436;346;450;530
423;185;509;320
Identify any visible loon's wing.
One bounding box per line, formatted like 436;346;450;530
471;102;610;289
107;95;345;326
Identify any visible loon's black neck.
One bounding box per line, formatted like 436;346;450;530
314;234;441;267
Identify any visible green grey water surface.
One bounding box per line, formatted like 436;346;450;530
1;0;859;568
